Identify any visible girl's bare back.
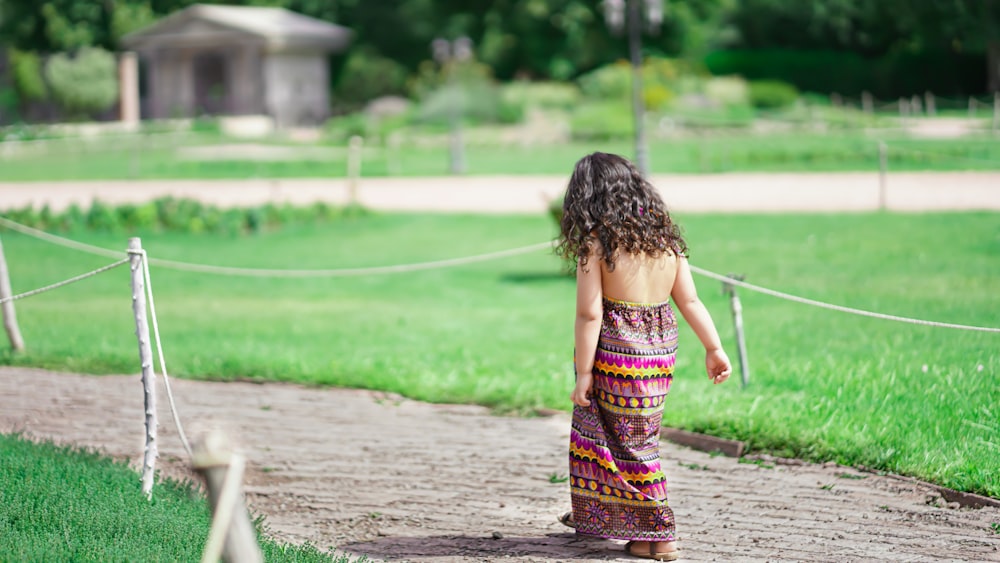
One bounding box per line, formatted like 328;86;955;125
600;251;678;304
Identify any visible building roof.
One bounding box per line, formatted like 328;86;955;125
122;4;352;53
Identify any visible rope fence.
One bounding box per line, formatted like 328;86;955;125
1;92;997;179
2;215;997;334
0;232;192;484
0;230;250;556
142;241;554;278
0;130;207;160
688;266;1000;334
0;217;554;277
131;246;192;457
880;144;1000;166
0;217;126;259
0;258;129;305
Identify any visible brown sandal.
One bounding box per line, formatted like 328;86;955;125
624;540;681;561
557;511;575;528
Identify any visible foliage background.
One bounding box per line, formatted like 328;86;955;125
0;0;996;102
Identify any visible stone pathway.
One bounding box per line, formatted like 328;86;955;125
2;367;998;562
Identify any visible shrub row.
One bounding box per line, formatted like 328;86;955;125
1;198;365;236
704;49;987;98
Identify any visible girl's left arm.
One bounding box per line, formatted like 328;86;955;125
572;254;603;407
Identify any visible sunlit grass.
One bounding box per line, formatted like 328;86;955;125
0;433;367;562
1;132;999;181
0;211;997;497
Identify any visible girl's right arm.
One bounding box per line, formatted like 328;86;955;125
670;256;733;384
572;251;603;406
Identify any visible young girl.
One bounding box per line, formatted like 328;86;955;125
557;152;732;561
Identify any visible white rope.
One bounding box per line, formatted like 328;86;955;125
0;130;203;159
143;241;554;277
876;101;904;111
0;217;126;259
128;248;193;458
0;258;129;304
3;215;995;332
689;266;1000;333
0;216;553;277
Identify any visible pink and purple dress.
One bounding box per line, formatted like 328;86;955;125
569;295;678;541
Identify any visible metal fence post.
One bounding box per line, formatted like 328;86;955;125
722;274;750;389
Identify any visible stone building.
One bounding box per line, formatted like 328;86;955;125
122;4;352;127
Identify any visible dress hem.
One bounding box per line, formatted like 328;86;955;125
573;528;678;542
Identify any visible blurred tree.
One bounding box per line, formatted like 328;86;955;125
111;2;158;45
0;0;995;83
334;47;410;109
423;0;735;80
0;0;730;79
1;0;105;51
9;49;48;101
722;0;999;56
891;0;999;53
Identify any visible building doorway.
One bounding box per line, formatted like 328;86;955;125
193;51;228;116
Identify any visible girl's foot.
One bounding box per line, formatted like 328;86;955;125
624;540;681;561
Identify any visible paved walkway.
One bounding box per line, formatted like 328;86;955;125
2;368;998;562
1;171;1000;214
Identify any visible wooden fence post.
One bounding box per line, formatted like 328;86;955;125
898;97;910;126
924;91;936;116
193;429;264;563
0;235;25;352
878;141;888;211
387;131;402;176
861;91;874;116
722;275;750;389
128;237;158;500
347;135;363;206
993;92;999;135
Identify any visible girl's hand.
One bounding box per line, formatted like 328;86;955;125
571;372;594;407
706;349;732;385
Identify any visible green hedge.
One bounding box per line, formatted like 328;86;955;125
748;80;799;109
44;47;119;119
1;198;363;236
704;49;988;98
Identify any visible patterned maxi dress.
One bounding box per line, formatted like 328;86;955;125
569;296;679;541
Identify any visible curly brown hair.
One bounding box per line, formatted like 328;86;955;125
556;152;687;270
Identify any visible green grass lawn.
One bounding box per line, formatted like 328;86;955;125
0;211;998;499
0;433;365;562
1;132;999;181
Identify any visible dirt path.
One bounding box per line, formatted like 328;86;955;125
2;171;1000;214
2;367;998;562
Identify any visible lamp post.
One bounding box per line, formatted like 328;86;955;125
432;37;473;175
604;0;663;177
